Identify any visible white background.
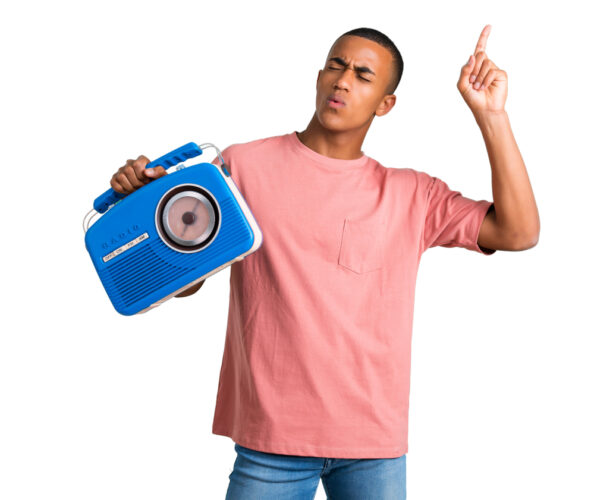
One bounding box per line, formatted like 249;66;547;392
1;0;592;498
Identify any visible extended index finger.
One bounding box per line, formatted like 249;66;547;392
474;24;492;54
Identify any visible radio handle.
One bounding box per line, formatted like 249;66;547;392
93;142;204;214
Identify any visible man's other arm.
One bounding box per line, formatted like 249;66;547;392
175;279;206;298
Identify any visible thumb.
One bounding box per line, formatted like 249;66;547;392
461;54;475;78
144;165;166;179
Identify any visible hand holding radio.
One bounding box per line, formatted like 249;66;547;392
84;141;263;315
110;155;168;195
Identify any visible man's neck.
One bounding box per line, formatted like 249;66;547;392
296;117;369;161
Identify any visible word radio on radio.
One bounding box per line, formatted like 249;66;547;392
83;141;263;316
102;224;141;250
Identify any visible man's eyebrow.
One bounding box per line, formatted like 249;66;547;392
328;56;376;76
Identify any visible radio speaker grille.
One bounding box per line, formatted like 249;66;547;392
98;198;250;309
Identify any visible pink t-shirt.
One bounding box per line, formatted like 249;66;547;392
209;131;495;459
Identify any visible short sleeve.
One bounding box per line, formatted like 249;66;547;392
422;175;496;255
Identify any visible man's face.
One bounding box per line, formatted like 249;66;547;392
315;35;396;132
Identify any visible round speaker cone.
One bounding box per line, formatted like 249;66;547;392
160;189;217;249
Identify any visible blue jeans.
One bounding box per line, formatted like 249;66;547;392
225;443;406;499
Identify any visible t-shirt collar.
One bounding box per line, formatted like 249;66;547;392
288;131;371;170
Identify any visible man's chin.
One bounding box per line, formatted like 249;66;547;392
315;112;353;133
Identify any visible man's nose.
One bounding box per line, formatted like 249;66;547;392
334;68;357;89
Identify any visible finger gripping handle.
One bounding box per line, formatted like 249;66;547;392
93;142;203;214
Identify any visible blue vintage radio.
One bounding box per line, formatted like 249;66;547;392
83;141;263;316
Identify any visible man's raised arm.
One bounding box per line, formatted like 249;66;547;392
456;24;540;251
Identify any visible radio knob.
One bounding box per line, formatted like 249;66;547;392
182;211;197;225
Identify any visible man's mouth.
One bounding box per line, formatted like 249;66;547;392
327;95;346;108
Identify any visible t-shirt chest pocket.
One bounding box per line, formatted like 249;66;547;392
338;217;385;274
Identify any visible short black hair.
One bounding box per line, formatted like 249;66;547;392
335;27;403;95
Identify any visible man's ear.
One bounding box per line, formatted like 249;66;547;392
375;94;397;117
317;69;321;85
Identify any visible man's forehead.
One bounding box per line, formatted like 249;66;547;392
327;36;390;67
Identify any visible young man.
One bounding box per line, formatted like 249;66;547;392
110;25;539;499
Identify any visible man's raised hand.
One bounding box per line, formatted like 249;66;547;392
457;24;508;116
